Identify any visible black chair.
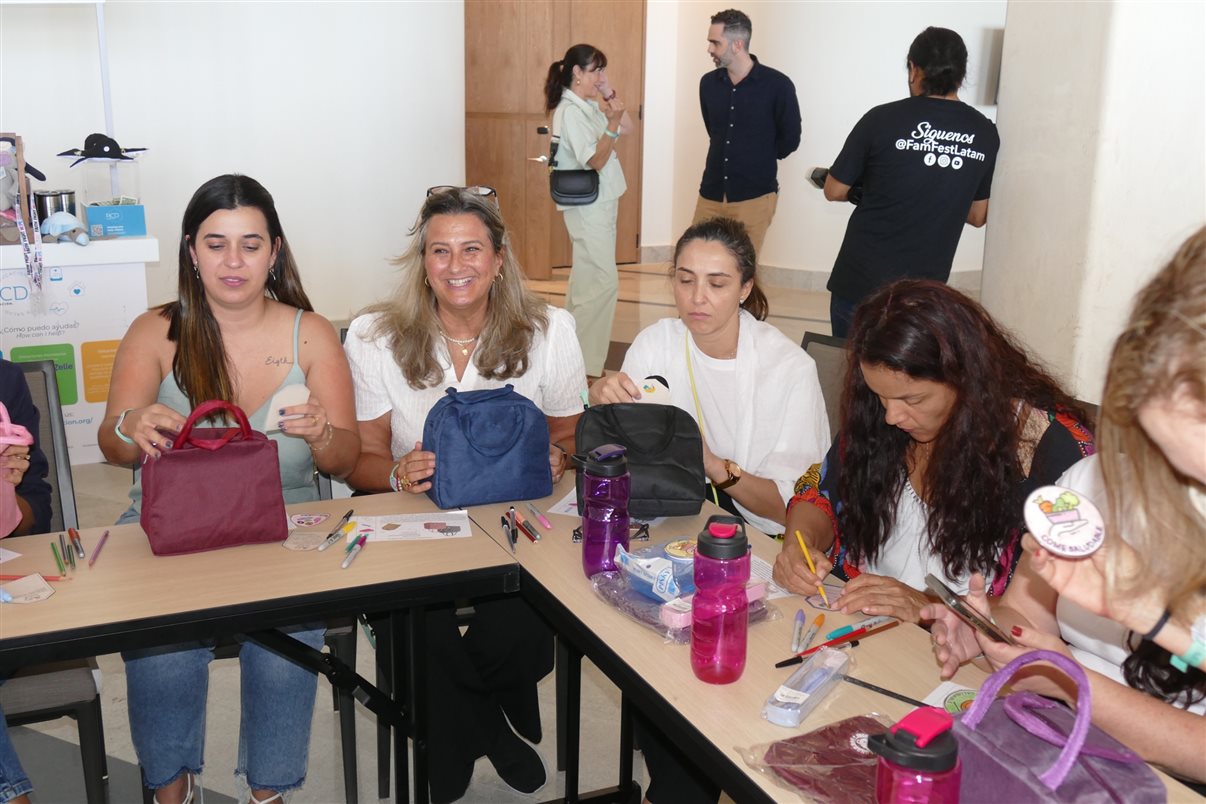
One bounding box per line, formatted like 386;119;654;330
800;331;848;438
5;360;107;804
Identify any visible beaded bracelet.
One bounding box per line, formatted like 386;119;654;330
388;462;402;492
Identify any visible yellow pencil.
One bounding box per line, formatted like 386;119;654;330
795;530;830;607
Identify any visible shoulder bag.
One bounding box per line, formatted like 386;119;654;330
549;103;599;206
422;385;552;509
140;400;288;555
953;649;1165;802
575;403;706;518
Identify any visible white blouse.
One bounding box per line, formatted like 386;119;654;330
345;306;587;459
618;312;830;534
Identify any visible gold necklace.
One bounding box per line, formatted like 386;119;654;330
440;330;478;357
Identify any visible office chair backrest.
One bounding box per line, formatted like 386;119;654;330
17;360;78;532
800;332;849;439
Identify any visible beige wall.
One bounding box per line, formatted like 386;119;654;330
0;1;466;319
981;0;1206;402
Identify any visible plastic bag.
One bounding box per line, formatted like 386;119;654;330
591;570;776;643
739;713;891;803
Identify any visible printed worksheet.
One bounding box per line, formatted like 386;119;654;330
346;511;474;543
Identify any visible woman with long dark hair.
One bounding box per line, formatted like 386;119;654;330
99;174;359;804
544;43;635;377
773;279;1094;621
928;228;1206;783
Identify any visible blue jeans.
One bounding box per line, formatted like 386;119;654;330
0;695;33;804
113;505;323;792
122;626;324;792
829;293;859;340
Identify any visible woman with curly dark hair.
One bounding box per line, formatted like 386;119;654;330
772;279;1094;622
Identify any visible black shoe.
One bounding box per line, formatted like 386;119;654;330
499;684;543;744
429;754;475;804
486;729;547;795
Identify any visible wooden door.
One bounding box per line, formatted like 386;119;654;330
465;0;645;279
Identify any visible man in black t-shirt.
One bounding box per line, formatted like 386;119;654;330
824;27;1000;337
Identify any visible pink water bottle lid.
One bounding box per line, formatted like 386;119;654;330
868;707;958;772
707;522;738;538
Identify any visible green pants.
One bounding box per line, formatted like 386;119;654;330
562;198;619;376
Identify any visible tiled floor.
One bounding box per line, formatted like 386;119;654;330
25;267;828;803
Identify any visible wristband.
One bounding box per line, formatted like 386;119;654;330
114;408;136;445
1171;640;1205;673
1143;608;1172;642
604;128;620;140
388;462;402;492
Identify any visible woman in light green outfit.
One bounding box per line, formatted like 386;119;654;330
544;43;635;377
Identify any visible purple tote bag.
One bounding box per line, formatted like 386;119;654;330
953;649;1166;803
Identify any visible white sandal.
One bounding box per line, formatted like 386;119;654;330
247;792;282;804
152;773;195;804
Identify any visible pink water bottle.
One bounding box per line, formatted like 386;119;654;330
690;515;750;684
868;707;961;803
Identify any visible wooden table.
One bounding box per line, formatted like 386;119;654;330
469;479;1195;802
0;492;520;804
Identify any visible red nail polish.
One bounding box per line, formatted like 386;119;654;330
1011;626;1023;637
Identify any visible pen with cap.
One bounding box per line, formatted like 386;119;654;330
317;509;355;552
526;503;553;530
827;615;894;641
68;527;85;559
507;507;519;548
341;533;367;569
514;510;541;541
499;517;516;555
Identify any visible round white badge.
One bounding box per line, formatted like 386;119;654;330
1023;485;1105;557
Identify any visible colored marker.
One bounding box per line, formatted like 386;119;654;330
827;615;894;641
507;507;518;548
88;530;110;568
799;613;825;654
68;527;85;559
795;530;830;608
790;609;805;653
775;640;858;669
51;542;66;576
500;516;516;555
526;503;553;530
65;543;77;571
59;534;70;570
341;534;367;569
514;510;541;541
318;510;355;551
775;622;898;668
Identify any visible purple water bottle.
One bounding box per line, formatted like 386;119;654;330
690;515;750;684
575;443;630;578
868;707;961;803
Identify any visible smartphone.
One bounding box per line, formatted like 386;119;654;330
925;573;1017;644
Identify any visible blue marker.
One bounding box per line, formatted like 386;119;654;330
826;615;893;641
0;589;12;603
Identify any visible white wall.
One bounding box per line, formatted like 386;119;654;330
642;0;1007;279
981;0;1205;401
0;1;465;319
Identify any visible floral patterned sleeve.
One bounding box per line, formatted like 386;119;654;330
787;438;861;581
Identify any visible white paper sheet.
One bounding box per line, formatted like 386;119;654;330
0;547;20;564
346;511;473;543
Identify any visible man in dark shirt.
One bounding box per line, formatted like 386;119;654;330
694;8;801;259
823;27;1000;337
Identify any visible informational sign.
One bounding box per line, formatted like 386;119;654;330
1;240;157;464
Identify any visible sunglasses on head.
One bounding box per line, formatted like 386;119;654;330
426;185;498;199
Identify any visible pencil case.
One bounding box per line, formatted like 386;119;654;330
763;647;850;728
658;581;768;629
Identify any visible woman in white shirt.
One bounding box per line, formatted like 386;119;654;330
589;216;830;536
928;227;1206;785
344;188;586;803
